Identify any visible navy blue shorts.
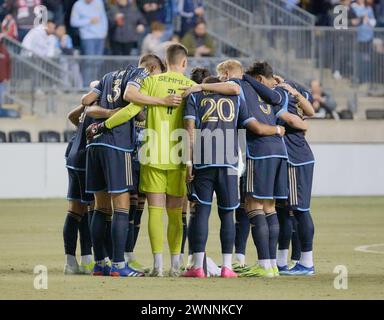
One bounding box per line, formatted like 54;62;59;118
67;168;94;204
286;162;314;211
187;167;239;210
86;146;135;194
245;157;288;200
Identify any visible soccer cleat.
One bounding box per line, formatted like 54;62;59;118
277;265;290;275
64;263;80;275
272;266;280;277
284;263;315;276
128;260;150;273
182;267;206;278
149;268;164;277
168;268;181;277
110;263;145;277
232;262;247;273
221;267;238;278
238;265;274;278
92;263;111;276
79;261;95;275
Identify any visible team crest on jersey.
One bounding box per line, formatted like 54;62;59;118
259;103;271;115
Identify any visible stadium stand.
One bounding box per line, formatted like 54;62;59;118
8;130;31;143
338;109;354;120
38;130;61;143
366;109;384;119
0;131;6;142
0;0;382;131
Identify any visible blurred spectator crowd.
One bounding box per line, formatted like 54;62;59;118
0;0;215;58
298;0;383;27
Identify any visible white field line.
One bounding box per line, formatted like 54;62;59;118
354;243;384;254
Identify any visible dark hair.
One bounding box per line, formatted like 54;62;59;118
47;19;56;25
166;43;188;65
194;18;206;28
202;76;220;84
139;54;166;72
190;67;211;84
150;21;165;32
246;61;274;79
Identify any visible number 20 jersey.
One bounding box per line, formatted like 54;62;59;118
88;65;149;152
184;90;254;169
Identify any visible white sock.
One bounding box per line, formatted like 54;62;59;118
206;257;221;277
171;254;180;270
300;251;313;268
65;254;78;266
124;252;135;263
258;259;272;270
80;255;92;265
235;253;245;265
113;261;126;269
277;249;289;267
222;253;232;269
270;259;277;268
153;253;163;271
179;253;184;265
194;252;205;269
187;254;194;266
104;257;111;265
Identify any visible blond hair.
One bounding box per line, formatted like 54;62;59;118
216;59;244;75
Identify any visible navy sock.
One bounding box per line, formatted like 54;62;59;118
104;219;113;260
90;210;106;261
277;206;291;250
187;206;195;255
191;204;211;253
218;208;235;254
181;212;187;254
63;211;82;256
291;214;301;260
125;204;137;253
248;209;270;260
78;212;92;256
87;210;93;228
235;207;250;255
133;207;143;249
293;210;314;252
265;211;279;260
111;209;130;263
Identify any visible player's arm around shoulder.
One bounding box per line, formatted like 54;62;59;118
181;81;240;97
279;112;309;131
124;75;182;108
67;104;86;127
85;105;121;119
278;82;315;117
245;119;285;137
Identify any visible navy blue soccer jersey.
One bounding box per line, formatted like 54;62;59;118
66;112;93;171
273;82;315;165
88;65;149;152
233;78;288;160
184;89;254;169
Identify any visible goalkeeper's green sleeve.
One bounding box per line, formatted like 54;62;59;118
105;103;143;129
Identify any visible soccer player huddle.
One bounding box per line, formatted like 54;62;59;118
63;43;316;279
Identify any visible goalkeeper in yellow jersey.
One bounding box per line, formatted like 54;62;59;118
87;44;240;277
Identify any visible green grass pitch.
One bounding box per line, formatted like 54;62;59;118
0;197;383;300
